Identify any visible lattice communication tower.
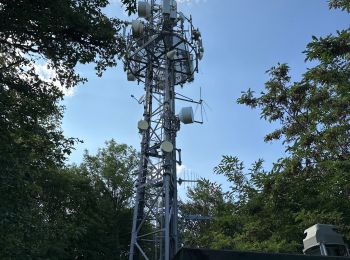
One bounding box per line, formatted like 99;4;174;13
123;1;204;259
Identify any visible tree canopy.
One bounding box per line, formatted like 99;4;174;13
180;0;350;253
1;0;349;258
0;0;133;258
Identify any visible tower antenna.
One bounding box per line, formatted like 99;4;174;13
124;1;204;259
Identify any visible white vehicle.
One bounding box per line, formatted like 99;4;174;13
303;224;349;257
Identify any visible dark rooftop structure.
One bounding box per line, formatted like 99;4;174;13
173;248;348;260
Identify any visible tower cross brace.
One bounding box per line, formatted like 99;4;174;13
124;1;204;259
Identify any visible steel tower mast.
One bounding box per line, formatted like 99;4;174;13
123;1;204;259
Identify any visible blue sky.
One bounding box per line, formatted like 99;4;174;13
62;0;349;190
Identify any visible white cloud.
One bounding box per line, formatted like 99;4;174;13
177;164;201;181
33;63;75;97
177;163;187;175
8;41;75;97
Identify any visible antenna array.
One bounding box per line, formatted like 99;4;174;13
123;1;203;259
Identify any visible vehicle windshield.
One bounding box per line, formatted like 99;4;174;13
305;246;321;256
326;244;348;256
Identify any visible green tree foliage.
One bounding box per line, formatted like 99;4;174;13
329;0;350;12
238;0;349;165
182;162;350;253
0;0;133;257
180;0;350;254
28;140;137;259
120;0;137;15
56;140;138;259
180;179;233;249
